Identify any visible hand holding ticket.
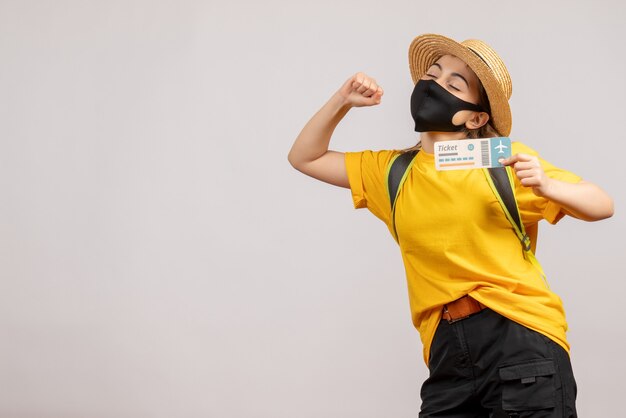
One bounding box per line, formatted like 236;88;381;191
434;137;512;171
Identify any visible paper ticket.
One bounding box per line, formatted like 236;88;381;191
434;137;512;171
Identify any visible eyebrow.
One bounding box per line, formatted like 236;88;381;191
428;63;470;88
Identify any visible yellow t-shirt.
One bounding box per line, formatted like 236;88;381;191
344;141;582;366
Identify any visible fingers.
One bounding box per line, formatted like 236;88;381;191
519;176;542;187
339;72;384;107
499;152;549;193
498;153;533;166
515;167;543;184
509;161;535;171
351;72;383;98
500;154;540;173
501;154;540;177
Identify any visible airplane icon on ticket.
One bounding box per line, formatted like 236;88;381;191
494;139;508;154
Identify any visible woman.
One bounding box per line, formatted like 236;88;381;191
287;34;613;417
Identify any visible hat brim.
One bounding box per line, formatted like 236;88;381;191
408;34;512;137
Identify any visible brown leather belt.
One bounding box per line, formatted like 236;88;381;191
442;295;487;324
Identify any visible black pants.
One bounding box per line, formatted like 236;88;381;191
419;308;578;417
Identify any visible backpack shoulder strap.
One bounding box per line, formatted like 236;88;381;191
483;166;548;286
487;167;530;251
386;150;419;244
387;150;419;206
486;166;526;248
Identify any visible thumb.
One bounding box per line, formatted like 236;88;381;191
372;87;384;104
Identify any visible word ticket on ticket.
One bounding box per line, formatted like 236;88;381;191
434;137;512;171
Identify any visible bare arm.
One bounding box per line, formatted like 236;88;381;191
287;73;384;188
538;179;614;221
500;153;615;221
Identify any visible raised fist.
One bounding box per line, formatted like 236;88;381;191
337;72;384;108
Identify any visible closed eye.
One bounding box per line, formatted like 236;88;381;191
449;85;461;92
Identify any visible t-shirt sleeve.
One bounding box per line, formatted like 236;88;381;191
511;141;582;225
344;149;400;225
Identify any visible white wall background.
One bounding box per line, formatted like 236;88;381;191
1;0;624;416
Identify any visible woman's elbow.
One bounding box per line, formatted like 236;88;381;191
580;181;615;221
588;196;615;221
599;197;615;220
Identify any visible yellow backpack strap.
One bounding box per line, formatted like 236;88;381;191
386;150;419;244
483;166;549;287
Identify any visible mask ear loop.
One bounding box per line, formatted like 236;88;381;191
452;105;486;132
459;108;491;134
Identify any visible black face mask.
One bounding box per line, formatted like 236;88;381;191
410;79;484;132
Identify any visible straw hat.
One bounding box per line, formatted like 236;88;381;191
408;34;513;136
